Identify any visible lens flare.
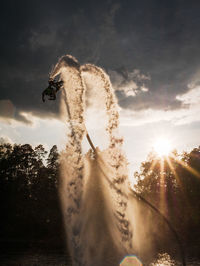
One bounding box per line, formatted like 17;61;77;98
120;255;143;266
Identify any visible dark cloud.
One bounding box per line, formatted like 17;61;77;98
1;0;200;123
0;99;32;124
117;90;183;111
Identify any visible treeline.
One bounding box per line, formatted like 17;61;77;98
134;146;200;252
0;142;200;255
0;143;65;249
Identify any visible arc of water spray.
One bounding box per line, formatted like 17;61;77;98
50;55;186;266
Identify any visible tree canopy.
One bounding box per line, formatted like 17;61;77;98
0;142;64;248
134;147;200;245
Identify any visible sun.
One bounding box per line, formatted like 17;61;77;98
153;138;172;157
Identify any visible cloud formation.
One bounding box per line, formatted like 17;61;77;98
120;84;200;126
109;68;150;97
1;0;200;125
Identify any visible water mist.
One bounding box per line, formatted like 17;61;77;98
49;55;145;266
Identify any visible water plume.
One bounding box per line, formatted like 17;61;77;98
50;55;134;266
48;54;187;266
50;55;86;264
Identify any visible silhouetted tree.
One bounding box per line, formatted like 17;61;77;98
134;147;200;245
0;143;64;248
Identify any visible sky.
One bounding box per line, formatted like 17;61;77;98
1;0;200;174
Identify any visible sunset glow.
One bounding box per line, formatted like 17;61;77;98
153;138;172;157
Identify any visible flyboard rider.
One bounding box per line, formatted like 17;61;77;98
42;79;63;102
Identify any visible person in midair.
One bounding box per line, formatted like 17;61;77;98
42;79;63;102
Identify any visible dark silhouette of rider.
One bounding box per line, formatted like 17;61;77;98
42;79;63;102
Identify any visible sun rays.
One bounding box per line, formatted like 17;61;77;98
140;137;200;213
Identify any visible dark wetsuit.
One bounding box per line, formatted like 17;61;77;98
42;86;56;102
42;80;63;102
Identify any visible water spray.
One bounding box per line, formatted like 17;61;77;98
44;54;186;266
